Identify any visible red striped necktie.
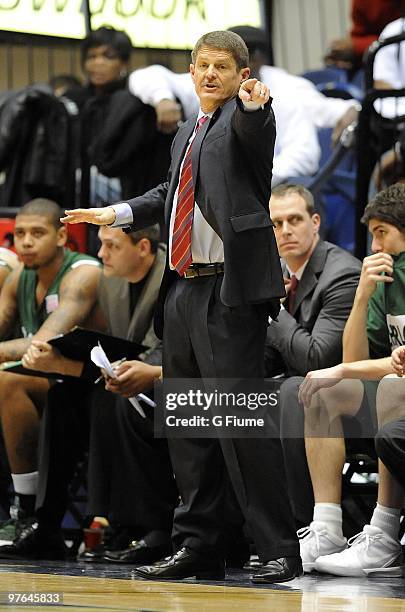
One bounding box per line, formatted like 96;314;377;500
171;115;209;276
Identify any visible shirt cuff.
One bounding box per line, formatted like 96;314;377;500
242;100;264;112
268;303;284;324
110;203;133;227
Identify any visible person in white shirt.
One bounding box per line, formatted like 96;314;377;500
373;17;405;119
129;26;325;185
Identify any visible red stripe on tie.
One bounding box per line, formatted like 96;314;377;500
171;115;209;275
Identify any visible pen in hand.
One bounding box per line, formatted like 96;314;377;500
94;357;127;384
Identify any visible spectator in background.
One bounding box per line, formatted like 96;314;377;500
0;198;102;545
129;26;321;185
324;0;403;71
129;24;363;153
64;26;174;209
49;75;82;98
373;17;405;119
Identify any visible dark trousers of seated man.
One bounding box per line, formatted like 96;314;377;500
162;275;299;562
376;418;405;490
36;381;177;545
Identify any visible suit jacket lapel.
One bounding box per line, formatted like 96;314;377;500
190;113;212;191
287;240;328;316
127;247;165;342
164;120;196;228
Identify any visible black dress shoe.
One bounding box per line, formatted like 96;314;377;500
243;555;263;571
102;540;172;564
251;556;303;583
0;522;67;561
133;546;225;580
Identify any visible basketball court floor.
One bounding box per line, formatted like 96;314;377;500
0;560;404;611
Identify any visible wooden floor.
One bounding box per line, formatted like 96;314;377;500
0;563;404;611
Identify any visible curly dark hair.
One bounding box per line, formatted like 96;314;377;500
361;183;405;230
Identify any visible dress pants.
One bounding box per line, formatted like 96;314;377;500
375;418;405;490
36;380;177;540
163;273;299;562
88;391;177;535
279;377;314;527
36;380;92;528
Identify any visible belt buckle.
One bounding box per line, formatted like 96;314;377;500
184;267;198;279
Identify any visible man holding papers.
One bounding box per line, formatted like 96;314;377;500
1;225;177;563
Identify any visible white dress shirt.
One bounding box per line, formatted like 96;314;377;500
112;110;224;266
113;99;265;266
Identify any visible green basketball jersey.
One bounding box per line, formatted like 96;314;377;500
367;251;405;358
17;249;100;337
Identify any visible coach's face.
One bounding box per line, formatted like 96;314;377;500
190;46;249;113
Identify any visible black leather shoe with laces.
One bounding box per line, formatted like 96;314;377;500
133;547;225;580
0;521;67;560
251;556;303;583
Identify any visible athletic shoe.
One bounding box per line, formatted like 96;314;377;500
0;518;18;545
0;504;36;545
297;521;347;572
315;524;405;577
0;521;67;560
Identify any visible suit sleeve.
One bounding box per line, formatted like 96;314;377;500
266;266;360;375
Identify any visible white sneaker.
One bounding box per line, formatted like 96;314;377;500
297;521;347;572
315;524;405;577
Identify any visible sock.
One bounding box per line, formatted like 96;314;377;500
370;503;401;541
11;472;38;517
313;503;343;538
11;471;38;496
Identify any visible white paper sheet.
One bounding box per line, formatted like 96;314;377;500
90;342;147;418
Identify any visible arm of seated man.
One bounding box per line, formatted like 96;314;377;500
0;263;102;362
298;357;393;407
22;340;84;376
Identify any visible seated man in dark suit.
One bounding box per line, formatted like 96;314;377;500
264;183;361;538
0;225;177;561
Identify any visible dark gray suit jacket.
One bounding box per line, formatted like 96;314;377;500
265;239;362;377
122;97;285;336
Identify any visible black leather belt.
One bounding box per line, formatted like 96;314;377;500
183;263;224;279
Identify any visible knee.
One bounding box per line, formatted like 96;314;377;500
319;379;364;418
0;371;19;394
